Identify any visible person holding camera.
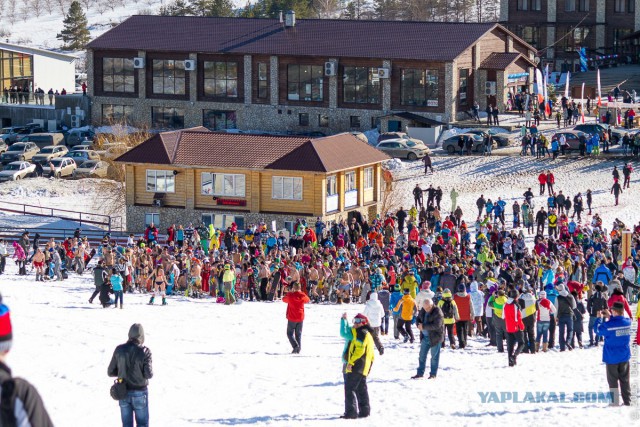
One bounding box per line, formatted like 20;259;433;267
108;323;153;426
282;282;310;354
594;303;632;406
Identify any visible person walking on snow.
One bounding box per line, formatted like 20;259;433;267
450;188;459;212
342;313;376;419
363;292;385;337
412;298;444;379
394;288;417;343
283;282;310;354
611;180;623;206
503;289;525;366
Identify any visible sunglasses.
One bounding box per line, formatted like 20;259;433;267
353;318;364;325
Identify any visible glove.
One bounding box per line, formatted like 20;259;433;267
378;347;384;356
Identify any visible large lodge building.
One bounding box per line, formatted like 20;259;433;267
87;14;537;135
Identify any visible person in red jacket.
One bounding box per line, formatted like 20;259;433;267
453;284;474;349
502;289;525;367
546;170;555;195
283;282;310;354
607;285;633;318
538;172;547;195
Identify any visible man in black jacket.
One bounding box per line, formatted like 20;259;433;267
89;260;108;303
412;299;444;379
0;294;54;426
587;283;608;346
108;323;153;427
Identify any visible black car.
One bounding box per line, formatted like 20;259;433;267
573;124;623;143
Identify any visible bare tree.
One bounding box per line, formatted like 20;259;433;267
44;0;55;14
8;0;18;22
56;0;69;15
29;0;45;17
312;0;342;18
81;0;94;11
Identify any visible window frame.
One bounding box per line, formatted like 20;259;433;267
201;172;246;197
326;175;337;196
342;66;381;105
629;0;635;13
272;176;303;201
577;0;589;11
318;114;329;127
203;110;237;130
345;171;357;192
202;213;244;230
531;0;541;10
565;0;576;12
146;170;175;193
257;62;269;100
101;104;134;125
101;57;135;94
400;68;439;107
459;69;469;105
614;0;625;13
287;64;324;102
203;61;238;99
151;59;186;96
517;0;528;11
151;107;185;130
144;213;160;228
350;116;361;128
364;167;374;190
299;113;310;126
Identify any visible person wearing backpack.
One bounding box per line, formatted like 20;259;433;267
438;289;459;348
0;294;54;426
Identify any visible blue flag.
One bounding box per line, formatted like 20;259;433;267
579;47;588;72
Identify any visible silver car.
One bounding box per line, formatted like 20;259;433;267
0;161;35;181
73;160;109;178
42;157;77;178
31;145;69;164
376;139;430;160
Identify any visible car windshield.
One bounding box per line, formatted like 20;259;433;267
50;159;64;166
4;164;21;170
7;145;25;151
68;152;83;157
405;140;417;147
80;161;97;168
39;148;55;154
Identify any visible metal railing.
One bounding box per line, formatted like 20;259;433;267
0;200;120;231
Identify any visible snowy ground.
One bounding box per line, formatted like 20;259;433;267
0;154;637;425
1;259;637;426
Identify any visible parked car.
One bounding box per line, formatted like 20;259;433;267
42;157;77;178
73;160;110;178
573;124;624;143
96;142;127;159
23;123;46;134
376;139;430;160
466;129;510;147
441;133;484;154
18;132;65;149
64;149;100;163
31;145;69;164
66;128;96;147
70;143;95;151
0;142;40;164
0;161;36;181
0;127;26;144
552;131;587;151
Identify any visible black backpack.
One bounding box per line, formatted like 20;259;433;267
0;378;17;427
441;299;454;318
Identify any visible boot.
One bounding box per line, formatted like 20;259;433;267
542;343;548;352
113;303;118;309
162;297;167;306
535;342;540;353
148;296;155;305
120;304;123;309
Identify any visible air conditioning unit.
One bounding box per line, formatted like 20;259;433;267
184;60;196;71
70;115;80;128
324;62;336;77
485;81;497;96
377;68;390;79
133;57;145;69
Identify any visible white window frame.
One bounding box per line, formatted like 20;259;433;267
145;213;160;227
364;167;374;190
201;172;245;197
146;170;175;193
326;175;337;196
201;213;244;230
272;176;303;200
345;171;357;192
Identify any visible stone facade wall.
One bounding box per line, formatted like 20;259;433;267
499;0;509;21
127;203;381;233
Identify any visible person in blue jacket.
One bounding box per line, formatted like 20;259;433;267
595;302;632;406
544;283;559;349
389;285;403;339
592;261;613;285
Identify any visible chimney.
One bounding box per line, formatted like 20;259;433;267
279;10;283;24
285;10;295;28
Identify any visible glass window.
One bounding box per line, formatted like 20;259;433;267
201;173;245;197
614;28;632;52
615;0;624;12
101;104;134;124
531;0;541;10
151;107;184;130
459;69;469;105
565;0;575;12
521;26;539;47
151;59;186;95
364;167;373;190
203;61;238;98
345;171;356;191
102;57;135;93
272;176;303;200
202;213;244;230
401;69;439;107
145;213;160;227
350;116;361;128
342;66;381;104
257;62;269;99
146;170;175;193
287;65;324;101
517;0;528;10
203;110;237;130
578;0;589;11
629;0;635;13
326;175;337;195
299;113;309;126
318;114;329;127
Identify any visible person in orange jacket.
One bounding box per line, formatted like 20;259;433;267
503;289;525;367
393;289;417;343
283;282;310;354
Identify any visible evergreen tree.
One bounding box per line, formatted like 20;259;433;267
160;0;234;16
56;1;91;50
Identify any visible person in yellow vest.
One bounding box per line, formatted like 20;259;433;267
342;313;376;419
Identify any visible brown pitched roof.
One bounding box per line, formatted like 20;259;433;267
88;16;502;62
479;52;535;70
116;130;389;172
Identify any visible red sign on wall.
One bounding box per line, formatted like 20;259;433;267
215;198;247;207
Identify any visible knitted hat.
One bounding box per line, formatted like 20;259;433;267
353;313;369;326
539;291;547;298
0;294;12;353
